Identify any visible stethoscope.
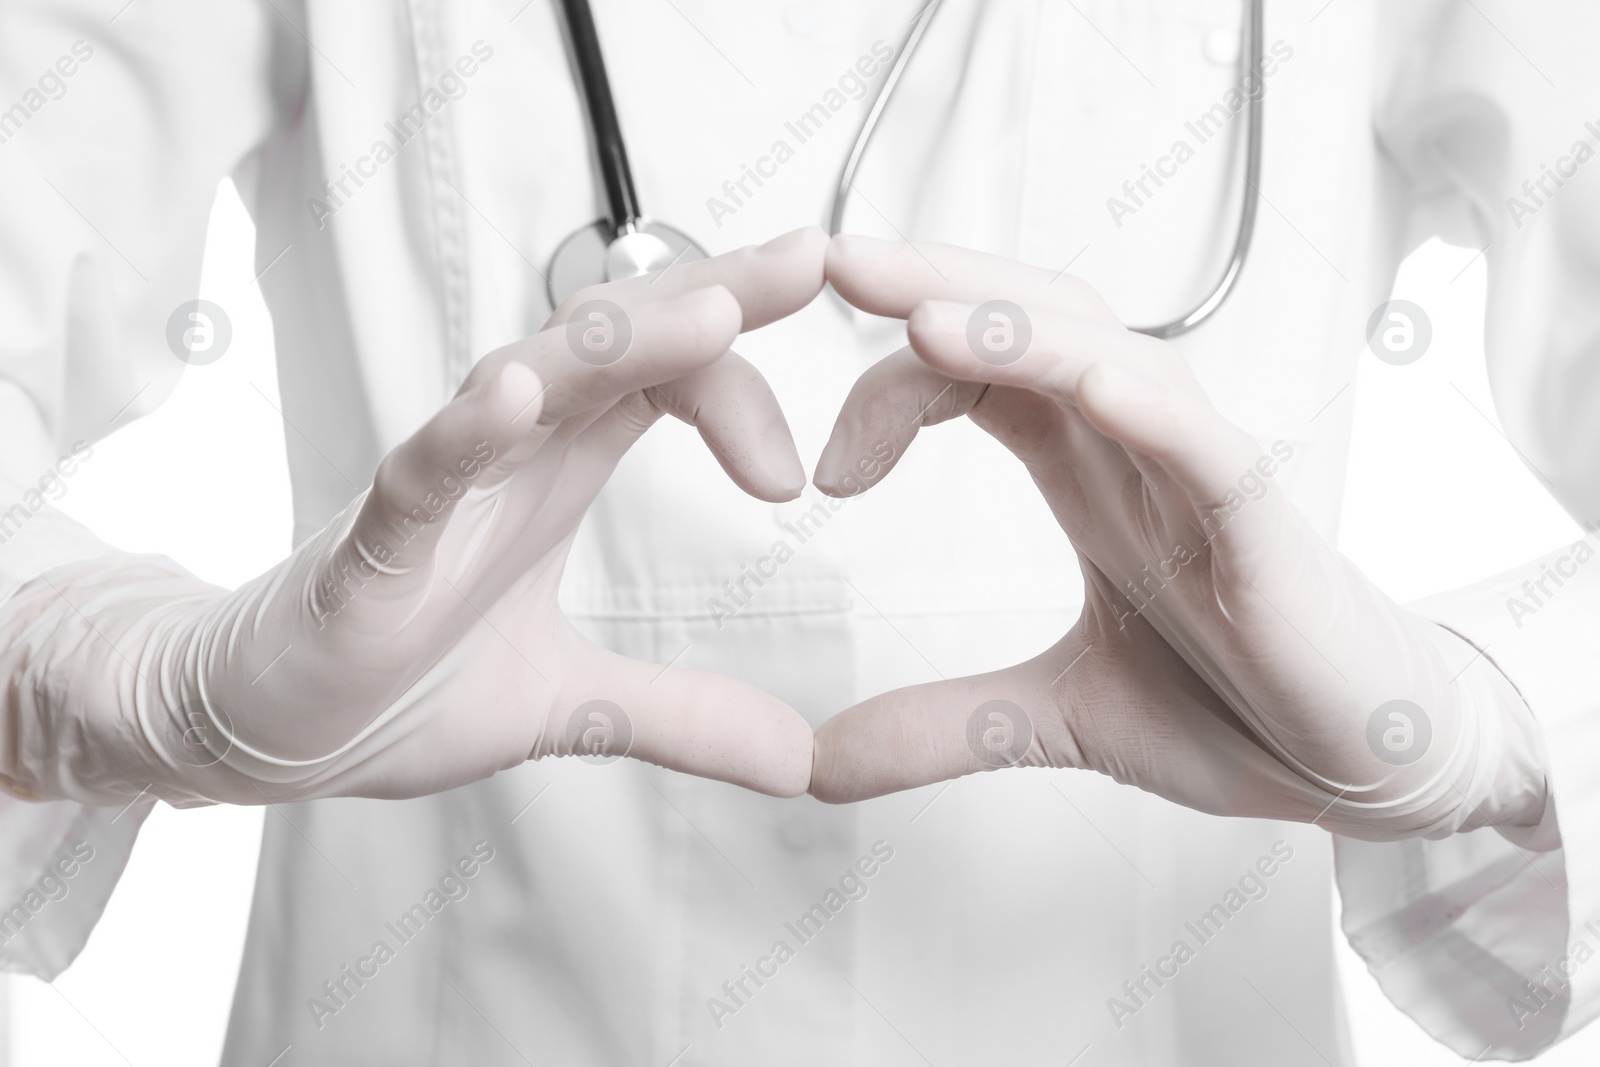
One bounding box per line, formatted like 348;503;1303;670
549;0;1263;338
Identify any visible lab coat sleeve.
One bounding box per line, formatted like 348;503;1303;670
1332;0;1600;1057
0;0;287;979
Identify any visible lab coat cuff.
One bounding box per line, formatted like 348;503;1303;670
0;479;155;979
1333;539;1600;1059
0;793;154;980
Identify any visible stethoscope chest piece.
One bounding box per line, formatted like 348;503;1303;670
547;219;706;308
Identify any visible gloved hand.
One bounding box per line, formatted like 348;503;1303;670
809;235;1553;844
0;229;827;806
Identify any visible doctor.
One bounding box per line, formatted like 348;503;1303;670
1;2;1597;1066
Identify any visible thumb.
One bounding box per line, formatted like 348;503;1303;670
551;639;814;798
810;659;1061;803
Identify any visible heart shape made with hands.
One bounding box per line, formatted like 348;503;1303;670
184;224;1532;841
21;223;1537;840
401;224;1530;844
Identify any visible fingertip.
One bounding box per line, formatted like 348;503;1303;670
824;234;898;308
770;459;808;503
702;283;743;330
767;481;806;505
825;232;895;271
782;225;830;246
808;713;891;804
670;284;742;351
906;299;967;342
714;689;816;799
811;473;846;499
773;709;818;799
807;718;848;804
706;230;827;330
489;360;545;430
741;436;807;503
812;425;870;499
823;233;856;277
906;299;975;374
764;226;830;274
811;460;877;499
811;477;845;499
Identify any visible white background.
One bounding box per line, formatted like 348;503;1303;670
4;183;1597;1065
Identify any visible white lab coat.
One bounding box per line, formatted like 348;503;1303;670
1;0;1597;1062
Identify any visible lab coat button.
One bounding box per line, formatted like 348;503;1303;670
1204;27;1239;66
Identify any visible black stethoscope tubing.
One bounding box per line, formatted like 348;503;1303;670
559;0;641;238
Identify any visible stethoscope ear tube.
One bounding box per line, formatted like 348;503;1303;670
832;0;1265;340
559;0;642;236
1140;0;1263;338
828;0;946;239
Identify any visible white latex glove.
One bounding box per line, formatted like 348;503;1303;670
810;236;1552;844
0;230;827;806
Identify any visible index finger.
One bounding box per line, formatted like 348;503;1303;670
825;234;1119;325
553;226;829;334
